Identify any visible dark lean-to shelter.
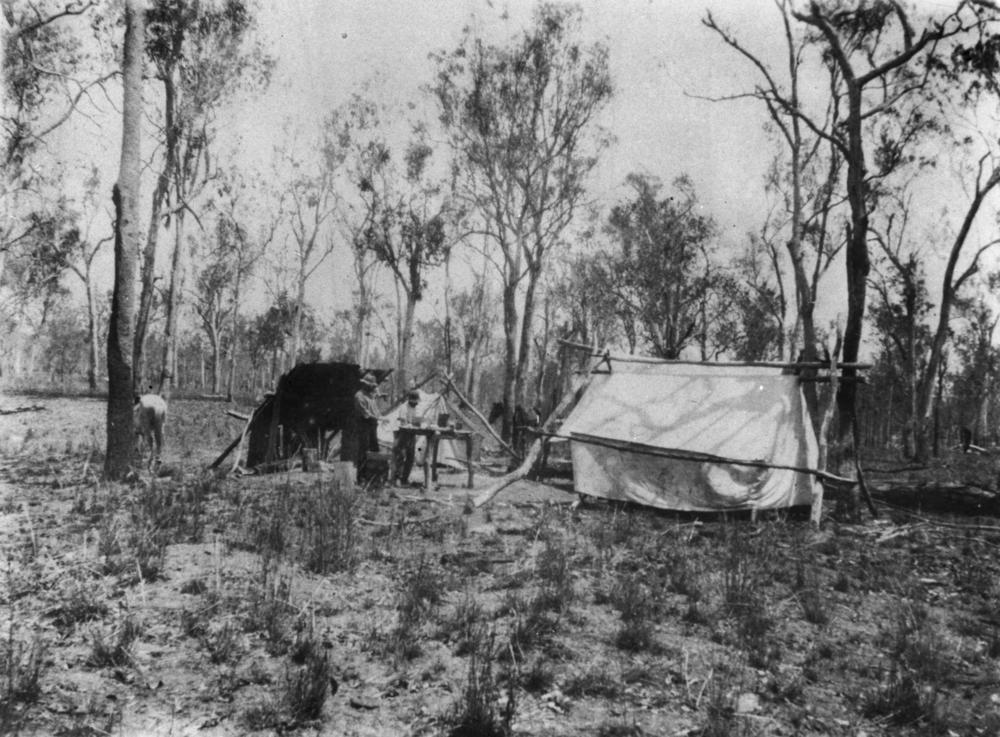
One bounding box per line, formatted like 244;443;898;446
238;362;392;471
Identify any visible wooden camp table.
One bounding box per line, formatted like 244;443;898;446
393;425;474;491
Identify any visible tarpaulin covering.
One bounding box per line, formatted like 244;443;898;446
560;359;819;511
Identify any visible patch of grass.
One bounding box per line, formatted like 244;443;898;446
797;583;829;627
444;631;514;737
179;578;207;595
1;629;47;719
284;644;333;725
519;656;554;694
861;600;954;728
721;525;778;670
699;662;754;737
664;550;705;600
562;666;623;699
595;718;643;737
87;614;141;669
389;558;447;661
501;591;560;661
683;599;714;627
242;701;283;731
880;600;952;681
861;672;934;725
446;592;487;656
47;581;108;628
610;575;658;652
244;562;294;655
533;536;574;612
301;477;362;574
203;620;242;665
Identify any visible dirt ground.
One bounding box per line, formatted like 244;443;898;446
3;394;1000;737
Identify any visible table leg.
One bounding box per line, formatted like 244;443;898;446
423;437;432;493
465;436;473;488
391;431;399;483
431;434;439;483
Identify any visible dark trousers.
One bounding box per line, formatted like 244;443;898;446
355;419;379;479
394;434;416;483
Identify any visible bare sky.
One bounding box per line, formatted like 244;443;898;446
224;0;801;320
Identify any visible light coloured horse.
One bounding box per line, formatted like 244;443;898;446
134;394;167;468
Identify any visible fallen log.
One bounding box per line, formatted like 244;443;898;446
0;405;47;415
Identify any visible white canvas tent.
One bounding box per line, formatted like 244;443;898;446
377;388;499;468
559;358;819;512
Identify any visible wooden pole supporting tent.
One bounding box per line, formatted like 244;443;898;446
440;374;520;459
580;352;873;372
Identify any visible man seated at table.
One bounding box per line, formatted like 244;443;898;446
394;390;422;485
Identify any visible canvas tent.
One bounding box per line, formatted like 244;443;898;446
377;388;500;468
559;358;819;511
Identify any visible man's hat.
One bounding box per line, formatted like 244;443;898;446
360;373;377;387
407;390;420;401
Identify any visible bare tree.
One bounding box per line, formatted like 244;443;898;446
63;167;111;391
705;0;845;414
915;155;1000;457
790;1;980;470
279;115;348;366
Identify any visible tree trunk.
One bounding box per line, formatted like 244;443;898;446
211;325;221;394
501;279;519;442
159;209;187;398
134;74;175;393
397;292;417;395
105;0;143;480
914;168;1000;460
515;266;540;409
534;295;551;405
226;269;242;401
85;277;99;392
291;273;305;366
831;86;869;500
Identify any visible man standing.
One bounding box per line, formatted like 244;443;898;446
394;390;422;485
354;373;381;480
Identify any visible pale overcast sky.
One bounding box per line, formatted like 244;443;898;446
55;0;998;343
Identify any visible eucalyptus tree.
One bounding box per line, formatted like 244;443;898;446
105;0;144;480
866;188;934;457
950;279;1000;445
353;123;453;395
604;173;718;360
2;0;112;286
432;3;612;441
135;0;273;395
